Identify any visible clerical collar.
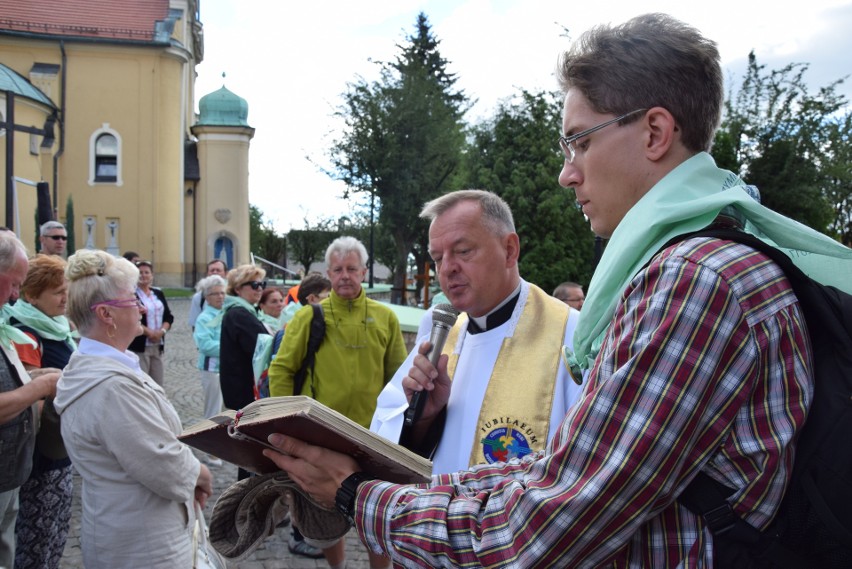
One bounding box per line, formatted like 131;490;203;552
467;283;521;335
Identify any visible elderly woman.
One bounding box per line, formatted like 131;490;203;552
7;254;75;569
258;287;286;333
129;260;173;386
192;275;226;421
219;264;267;480
53;250;212;568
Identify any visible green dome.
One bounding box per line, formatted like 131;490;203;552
198;85;249;127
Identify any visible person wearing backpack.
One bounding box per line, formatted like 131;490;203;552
268;237;407;569
261;13;852;568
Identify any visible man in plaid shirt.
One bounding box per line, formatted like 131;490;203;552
264;13;852;567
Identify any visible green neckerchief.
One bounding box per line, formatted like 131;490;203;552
568;152;852;374
6;299;77;352
0;304;38;350
207;295;258;328
259;312;284;332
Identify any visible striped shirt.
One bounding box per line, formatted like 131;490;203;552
355;237;814;568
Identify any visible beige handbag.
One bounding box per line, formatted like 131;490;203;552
193;501;227;569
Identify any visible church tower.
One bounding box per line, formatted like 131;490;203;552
187;83;254;283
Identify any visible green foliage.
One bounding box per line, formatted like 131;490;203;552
712;52;851;238
329;12;467;303
249;204;287;269
460;89;596;291
341;207;398;284
287;217;338;274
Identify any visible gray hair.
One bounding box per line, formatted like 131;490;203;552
420;189;515;236
325;236;368;267
0;232;28;272
66;250;139;334
196;274;227;296
39;220;66;236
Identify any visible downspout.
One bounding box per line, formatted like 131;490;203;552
192;180;198;284
52;40;66;218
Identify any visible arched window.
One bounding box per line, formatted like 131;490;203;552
89;124;123;186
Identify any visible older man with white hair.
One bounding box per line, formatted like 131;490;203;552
0;232;61;566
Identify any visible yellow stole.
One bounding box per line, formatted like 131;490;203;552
442;284;570;467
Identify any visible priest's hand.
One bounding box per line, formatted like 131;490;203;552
263;434;360;509
402;340;451;424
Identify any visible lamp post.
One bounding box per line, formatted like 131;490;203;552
368;187;375;288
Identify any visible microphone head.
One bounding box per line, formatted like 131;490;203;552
432;303;459;327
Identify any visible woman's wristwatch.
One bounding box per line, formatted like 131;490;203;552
335;472;375;522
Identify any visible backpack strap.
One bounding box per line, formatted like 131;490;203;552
668;226;818;569
292;304;326;396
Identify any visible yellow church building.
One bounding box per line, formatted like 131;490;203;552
0;0;253;286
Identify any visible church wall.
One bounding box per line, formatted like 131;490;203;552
1;39;191;286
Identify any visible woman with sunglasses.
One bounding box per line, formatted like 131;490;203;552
218;264;268;479
53;250;212;568
6;254;75;569
128;260;173;387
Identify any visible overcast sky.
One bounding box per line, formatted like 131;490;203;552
194;0;852;234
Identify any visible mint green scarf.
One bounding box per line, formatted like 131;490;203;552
569;152;852;373
0;305;37;350
207;295;259;328
5;300;77;352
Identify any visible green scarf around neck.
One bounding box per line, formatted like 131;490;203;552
207;295;258;328
5;300;77;352
0;305;37;350
569;152;852;374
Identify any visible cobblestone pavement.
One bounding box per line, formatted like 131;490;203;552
60;297;372;569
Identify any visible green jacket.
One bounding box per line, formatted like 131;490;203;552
269;288;407;428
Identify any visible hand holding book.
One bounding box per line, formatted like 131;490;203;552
179;396;432;484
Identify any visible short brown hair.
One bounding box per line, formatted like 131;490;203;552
557;13;722;153
21;254;66;300
297;273;331;305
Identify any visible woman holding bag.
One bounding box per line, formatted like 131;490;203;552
54;250;212;568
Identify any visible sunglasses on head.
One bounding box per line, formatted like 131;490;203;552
47;235;67;241
242;280;267;290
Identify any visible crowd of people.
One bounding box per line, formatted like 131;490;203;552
3;11;852;569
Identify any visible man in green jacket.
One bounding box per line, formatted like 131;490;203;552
269;235;407;568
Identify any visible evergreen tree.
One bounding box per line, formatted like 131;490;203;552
330;12;467;303
461;89;596;291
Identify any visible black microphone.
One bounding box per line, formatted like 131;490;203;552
403;303;459;427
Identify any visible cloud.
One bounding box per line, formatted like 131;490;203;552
195;0;852;233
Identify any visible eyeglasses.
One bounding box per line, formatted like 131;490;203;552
241;280;267;290
558;109;646;163
90;298;143;310
46;235;67;241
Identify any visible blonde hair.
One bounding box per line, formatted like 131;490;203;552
226;264;266;296
66;250;139;334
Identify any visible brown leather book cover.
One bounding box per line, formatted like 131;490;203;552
179;396;432;484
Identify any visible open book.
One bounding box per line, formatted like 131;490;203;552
179;396;432;484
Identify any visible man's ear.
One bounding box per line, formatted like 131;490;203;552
504;232;520;267
644;107;678;161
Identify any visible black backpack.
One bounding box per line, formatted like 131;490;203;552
292;304;325;396
667;227;852;568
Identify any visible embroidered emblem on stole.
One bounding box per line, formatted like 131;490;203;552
442;285;570;467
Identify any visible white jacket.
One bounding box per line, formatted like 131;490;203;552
54;345;201;568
